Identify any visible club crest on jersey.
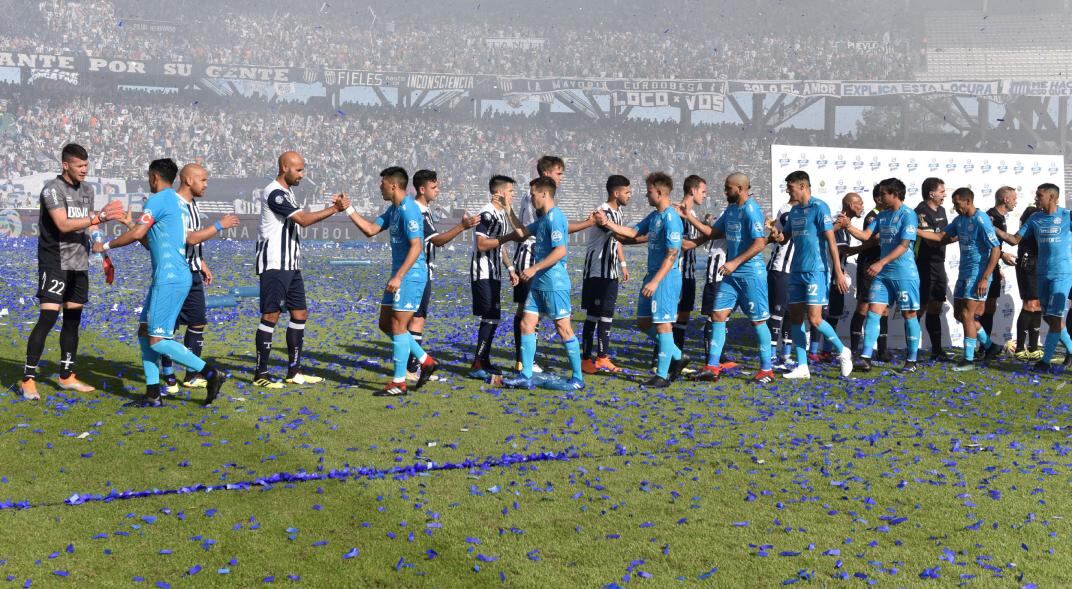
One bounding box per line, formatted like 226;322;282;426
551;230;563;242
407;219;419;233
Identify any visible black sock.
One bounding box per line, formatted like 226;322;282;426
1016;311;1029;351
146;383;161;400
979;312;995;336
513;318;522;363
597;318;611;357
925;312;942;352
878;315;889;356
58;307;82;379
809;326;822;354
406;331;423;372
582;318;597;360
24;308;60;381
651;336;659;368
285;318;306;376
160;355;174;376
1028;310;1042;352
768;313;784;354
703;319;713;360
255;319;276;376
850;312;866;354
673;321;687;352
185;326;205;358
475;320;497;366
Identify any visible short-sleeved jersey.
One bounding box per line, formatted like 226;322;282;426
141;188;191;285
375;196;427;276
416;202;439;278
704;210;728;284
867;203;918;280
38;175;94;271
944;209;1000;276
766;202;795;273
914;201;948;270
681;208;700;280
255;180;301;274
782;197;834;274
713;197;767;278
512;192;538;270
583;202;624;280
634;207;683;277
471;202;511;281
179;196;204;272
526;206;570;291
1016;206;1039;267
856;208;882;265
1016;207;1072;278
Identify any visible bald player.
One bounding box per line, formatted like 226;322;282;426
253;151;347;388
159;164;239;391
824;192;864;353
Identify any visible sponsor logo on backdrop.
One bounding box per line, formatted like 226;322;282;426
816;154;828;168
929;158;940;172
835;154;846;169
981;160;991;173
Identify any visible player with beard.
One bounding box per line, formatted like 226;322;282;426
980;186;1018;338
681;173;774;383
914;177;953;362
159;164;239;392
20;143;125;400
580;175;631;374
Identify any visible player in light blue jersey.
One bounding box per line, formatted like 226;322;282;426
597;172;689;387
767;171;853;379
994;183;1072;372
94;159;225;407
853;178;923;373
346;167;437;396
681;172;775;383
482;177;584;390
916;187;1002;371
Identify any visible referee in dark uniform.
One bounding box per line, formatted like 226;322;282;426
914;177;952;361
981;186;1018;338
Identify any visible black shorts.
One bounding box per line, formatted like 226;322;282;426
677;277;697;314
581;277;619;318
700;279;722;316
767;271;789;319
513;280;532;305
179;271;207;325
828;275;846;318
37;266;88;305
986;271;1003;301
259;270;307;314
471;279;502;320
414;279;433;319
1016;264;1039;301
918;266;948;304
855;264;874;304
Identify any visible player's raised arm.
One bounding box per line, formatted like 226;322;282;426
344;195;388;237
429;211;478;247
187;214;239;246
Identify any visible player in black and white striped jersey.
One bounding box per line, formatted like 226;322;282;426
767;195;798;367
580;175;632;374
469;175;517;379
698;211;729;368
672;175;709;357
404;170;479;380
253;151;347;388
159;164;238;392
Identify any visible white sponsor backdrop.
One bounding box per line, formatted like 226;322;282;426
769;145;1064;348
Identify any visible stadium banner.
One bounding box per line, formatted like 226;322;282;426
1004;80;1072;96
769;144;1064;347
119;19;180;34
0;51;313;83
484;37;546;50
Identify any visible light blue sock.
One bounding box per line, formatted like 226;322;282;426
755;323;772;371
563;337;583;381
521;333;537;378
782;342;793;359
139;337;161;386
656;331;678;379
964;337;977;362
862;312;882;359
708;322;726;367
408;334;427;364
976;326;991;349
1043;332;1060;363
905;317;921;361
391;334;409;380
1059;330;1072;361
816;320;844;353
150;339;206;373
791;322;808;365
